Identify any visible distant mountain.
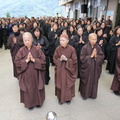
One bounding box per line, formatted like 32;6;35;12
0;0;63;17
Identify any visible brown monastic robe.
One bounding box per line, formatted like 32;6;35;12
53;45;78;103
7;33;23;78
15;45;46;108
111;47;120;93
79;43;104;99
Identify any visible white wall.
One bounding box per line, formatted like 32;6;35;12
107;0;118;28
97;0;108;20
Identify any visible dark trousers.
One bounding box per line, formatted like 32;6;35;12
45;56;50;84
0;37;3;48
3;36;8;49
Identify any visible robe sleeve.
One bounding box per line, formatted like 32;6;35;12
95;46;104;80
116;48;120;81
117;48;120;67
15;49;28;75
17;35;24;47
65;48;77;73
34;48;46;70
53;47;60;64
65;48;78;88
53;48;63;89
33;48;46;90
80;46;95;84
15;52;28;92
96;47;104;66
7;36;15;51
80;46;91;66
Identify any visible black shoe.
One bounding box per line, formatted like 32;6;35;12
114;91;119;96
82;97;87;100
5;47;7;50
36;105;41;108
66;101;71;105
58;99;62;105
45;82;49;85
92;97;96;99
51;63;55;66
28;107;34;110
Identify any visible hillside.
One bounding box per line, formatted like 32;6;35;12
0;0;63;17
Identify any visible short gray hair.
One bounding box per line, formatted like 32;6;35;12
89;33;97;40
23;32;33;41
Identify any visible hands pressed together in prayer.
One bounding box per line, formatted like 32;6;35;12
13;37;17;44
99;40;103;45
55;34;58;39
26;52;35;63
2;24;5;28
71;35;74;39
91;48;97;58
37;43;42;48
116;41;120;46
79;36;85;44
60;55;67;61
103;34;107;38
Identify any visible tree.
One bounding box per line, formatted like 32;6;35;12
6;12;10;18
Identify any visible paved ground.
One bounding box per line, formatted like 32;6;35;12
0;47;120;120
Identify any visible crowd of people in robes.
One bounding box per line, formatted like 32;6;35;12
0;15;120;110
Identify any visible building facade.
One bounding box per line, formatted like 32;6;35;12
58;0;120;28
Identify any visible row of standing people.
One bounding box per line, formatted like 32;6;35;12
48;22;120;76
5;16;120;81
5;17;120;109
13;31;104;109
6;17;120;81
13;31;120;110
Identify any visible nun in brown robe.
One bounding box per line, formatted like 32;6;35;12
79;33;104;100
15;32;46;110
53;33;78;105
7;23;23;78
111;47;120;95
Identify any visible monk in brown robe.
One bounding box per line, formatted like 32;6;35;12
7;23;23;78
111;47;120;95
79;33;104;100
53;33;78;105
15;32;46;110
